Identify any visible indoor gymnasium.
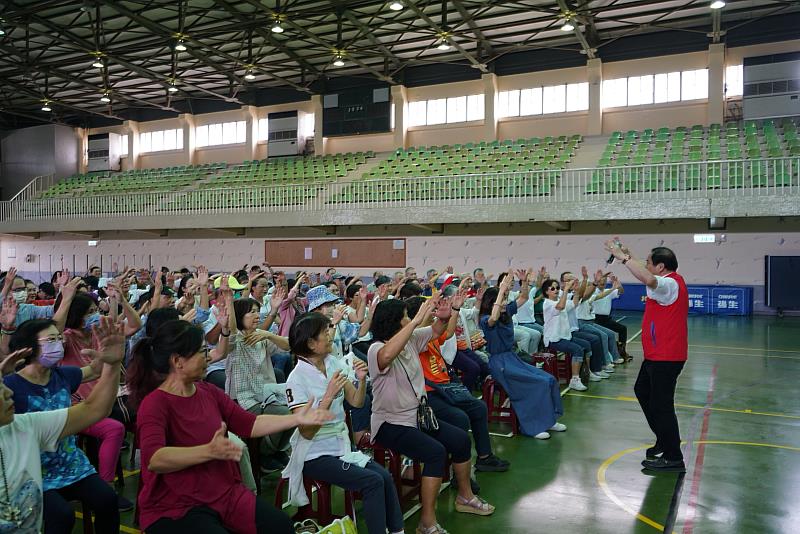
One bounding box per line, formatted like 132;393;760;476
0;1;799;533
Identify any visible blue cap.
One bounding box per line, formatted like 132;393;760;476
306;285;341;312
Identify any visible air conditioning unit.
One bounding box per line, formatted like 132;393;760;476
87;132;122;172
267;111;304;158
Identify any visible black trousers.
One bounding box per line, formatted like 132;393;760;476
374;420;471;478
146;500;293;534
634;359;685;461
594;314;628;345
44;473;119;534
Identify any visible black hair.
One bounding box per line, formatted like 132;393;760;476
478;287;511;324
404;296;426;319
89;265;100;273
128;320;204;408
324;280;338;290
289;312;330;358
180;267;191;275
50;271;62;284
233;270;249;284
177;274;194;298
8;319;57;366
38;282;56;298
497;272;509;286
344;276;355;287
65;293;96;330
540;278;561;296
442;285;458;297
145;307;181;336
559;271;572;283
650;247;678;271
473;267;484;276
233;298;259;331
374;275;392;287
24;279;35;286
83;275;100;291
370;298;408;342
398;281;423;299
345;283;362;300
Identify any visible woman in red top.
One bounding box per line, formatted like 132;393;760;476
128;319;332;534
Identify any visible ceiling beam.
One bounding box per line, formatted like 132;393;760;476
450;0;494;57
2;77;125;120
557;0;596;59
338;4;402;73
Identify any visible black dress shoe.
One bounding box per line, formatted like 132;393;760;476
641;457;686;473
645;445;663;460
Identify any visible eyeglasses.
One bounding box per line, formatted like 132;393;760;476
327;323;335;330
548;286;559;291
38;334;64;343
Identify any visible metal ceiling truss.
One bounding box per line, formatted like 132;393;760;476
0;0;798;128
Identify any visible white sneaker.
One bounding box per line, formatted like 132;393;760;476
534;431;551;440
589;372;602;382
603;365;615;373
595;370;610;379
549;422;567;432
613;358;625;364
569;377;588;391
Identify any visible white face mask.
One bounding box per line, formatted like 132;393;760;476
12;290;27;304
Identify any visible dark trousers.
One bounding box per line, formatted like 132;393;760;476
206;369;226;390
634;359;685;461
452;349;490;391
374;420;471;478
427;389;492;457
44;474;119;534
303;457;403;534
146;499;293;534
572;331;605;372
595;314;628;344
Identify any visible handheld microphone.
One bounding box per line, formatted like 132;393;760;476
606;240;622;265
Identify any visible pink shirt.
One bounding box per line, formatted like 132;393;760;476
368;326;434;440
61;328;99;401
137;382;258;532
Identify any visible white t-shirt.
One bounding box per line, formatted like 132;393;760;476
285;356;355;461
543;298;573;346
647;276;679;306
575;292;597;321
592;288;619;316
514;288;536;323
0;409;68;533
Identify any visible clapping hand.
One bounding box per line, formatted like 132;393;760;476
0;296;18;331
332;304;348;325
207;423;243;462
353;359;368;381
84;316;125;365
295;398;334;426
270;285;287;310
324;371;349;400
196;266;210;287
1;348;30;377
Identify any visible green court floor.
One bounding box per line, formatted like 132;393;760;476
77;313;800;534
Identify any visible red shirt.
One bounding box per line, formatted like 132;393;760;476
419;333;451;392
137;382;258;532
641;272;689;362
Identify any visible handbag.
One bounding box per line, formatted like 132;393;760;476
318;516;358;534
427;380;476;406
398;359;439;433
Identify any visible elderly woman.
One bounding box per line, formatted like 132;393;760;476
369;297;494;534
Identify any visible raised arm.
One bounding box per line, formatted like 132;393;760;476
197;266;211;311
106;282;142;336
376;298;433;371
259;285;284;331
52;277;81;332
515;268;531;308
487;272;513;327
605;237;657;289
59;317;125;440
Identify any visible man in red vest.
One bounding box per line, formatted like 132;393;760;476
605;238;688;473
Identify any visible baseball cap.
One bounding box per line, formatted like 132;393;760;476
213;275;247;290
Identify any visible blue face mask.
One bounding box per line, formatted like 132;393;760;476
301;284;310;292
84;312;101;331
38;341;65;368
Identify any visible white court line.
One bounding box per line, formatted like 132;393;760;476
628;328;643;343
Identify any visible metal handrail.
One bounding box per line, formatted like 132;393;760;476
0;157;797;222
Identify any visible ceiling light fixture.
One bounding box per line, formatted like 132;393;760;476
41;102;52;112
389;1;404;11
100;92;111;103
709;0;725;8
168;83;179;93
271;21;284;33
333;54;345;67
244;70;256;81
561;20;575;32
92;59;104;68
174;39;187;51
437;39;451;51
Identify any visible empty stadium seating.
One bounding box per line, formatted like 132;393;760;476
589;118;799;193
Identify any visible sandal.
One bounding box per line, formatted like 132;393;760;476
416;523;449;534
455;495;495;516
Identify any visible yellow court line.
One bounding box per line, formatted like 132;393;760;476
75;511;141;534
567;392;800;420
597;440;800;533
687;343;800;354
626;348;800;361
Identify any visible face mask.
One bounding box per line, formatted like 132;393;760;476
300;284;310;292
12;290;27;304
38;341;65;368
84;312;101;330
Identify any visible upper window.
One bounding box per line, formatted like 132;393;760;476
139;129;183;153
257;118;269;141
120;134;129;156
603;68;709;109
408;94;484;126
498;82;588;118
725;64;743;97
196;121;247;148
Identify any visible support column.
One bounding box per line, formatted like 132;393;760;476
481;73;498;142
587;58;603;136
123;120;140;170
391;84;408;150
77;128;89;174
708;43;725;125
312;94;325;156
242;105;259;160
179;114;196;166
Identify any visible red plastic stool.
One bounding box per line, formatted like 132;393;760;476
482;379;519;435
540;348;572;384
275;476;355;525
372;445;423;504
